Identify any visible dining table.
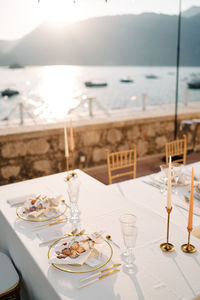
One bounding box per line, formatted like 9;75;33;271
0;163;200;300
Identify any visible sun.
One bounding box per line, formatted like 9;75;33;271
40;0;83;24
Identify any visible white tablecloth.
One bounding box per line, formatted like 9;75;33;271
0;167;200;300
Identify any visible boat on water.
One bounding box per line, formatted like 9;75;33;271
120;77;133;83
85;80;107;87
188;78;200;89
145;74;158;79
9;63;24;69
1;89;20;97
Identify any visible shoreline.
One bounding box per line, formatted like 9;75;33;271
0;101;199;136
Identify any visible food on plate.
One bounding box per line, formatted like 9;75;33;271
55;240;87;259
21;195;61;218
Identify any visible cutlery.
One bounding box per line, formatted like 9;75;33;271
76;229;85;236
106;235;120;249
39;229;78;246
174;200;200;216
80;263;121;282
142;180;160;189
39;236;64;246
32;217;68;231
78;269;120;289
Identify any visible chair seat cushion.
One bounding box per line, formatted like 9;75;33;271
0;252;19;296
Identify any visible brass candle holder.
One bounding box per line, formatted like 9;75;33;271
66;156;69;171
181;227;196;253
71;151;74;170
160;207;175;252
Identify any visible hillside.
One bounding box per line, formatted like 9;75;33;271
0;9;200;66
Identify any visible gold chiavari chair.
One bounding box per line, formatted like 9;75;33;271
165;135;187;165
106;146;137;185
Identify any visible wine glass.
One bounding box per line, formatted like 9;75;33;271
65;172;80;221
172;163;182;185
171;163;182;193
119;214;137;270
160;165;169;194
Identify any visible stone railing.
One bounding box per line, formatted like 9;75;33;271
0;110;200;185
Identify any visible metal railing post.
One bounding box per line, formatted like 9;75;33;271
142;93;147;111
184;89;189;106
19;102;24;125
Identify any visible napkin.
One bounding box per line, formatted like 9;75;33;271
7;194;35;206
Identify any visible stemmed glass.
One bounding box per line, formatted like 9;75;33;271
171;163;182;194
65;172;80;221
119;214;137;270
171;164;182;185
159;165;169;194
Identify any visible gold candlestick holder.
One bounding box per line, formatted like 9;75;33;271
65;156;69;171
71;151;74;170
181;227;196;253
160;207;175;252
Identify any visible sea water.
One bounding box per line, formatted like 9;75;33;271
0;65;200;124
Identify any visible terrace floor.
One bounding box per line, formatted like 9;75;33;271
84;150;200;185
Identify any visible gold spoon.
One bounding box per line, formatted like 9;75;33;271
106;235;120;249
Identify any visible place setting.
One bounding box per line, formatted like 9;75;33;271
146;163;190;193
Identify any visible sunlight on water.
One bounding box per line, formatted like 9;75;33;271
38;65;81;120
0;65;200;124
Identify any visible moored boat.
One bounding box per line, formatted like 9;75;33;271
85;81;107;87
9;63;24;69
188;79;200;89
145;74;158;79
1;89;20;97
120;77;133;83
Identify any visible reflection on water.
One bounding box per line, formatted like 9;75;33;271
38;66;80;119
0;65;200;123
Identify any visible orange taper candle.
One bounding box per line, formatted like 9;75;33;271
188;167;194;231
70;119;75;152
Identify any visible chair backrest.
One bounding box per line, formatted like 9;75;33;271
165;135;187;165
106;146;137;185
0;252;20;299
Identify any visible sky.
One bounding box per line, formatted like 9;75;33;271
0;0;200;40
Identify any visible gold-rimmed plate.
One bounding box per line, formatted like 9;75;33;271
48;234;113;273
16;201;68;222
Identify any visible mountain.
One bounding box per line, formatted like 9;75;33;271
182;6;200;17
0;12;200;66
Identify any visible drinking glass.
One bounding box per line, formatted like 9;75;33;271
65;172;80;221
160;165;169;194
120;214;137;269
171;163;182;185
171;163;182;194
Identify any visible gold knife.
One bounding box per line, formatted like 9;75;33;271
32;217;68;231
78;269;120;289
80;263;121;282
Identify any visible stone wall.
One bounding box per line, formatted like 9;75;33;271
0;112;200;185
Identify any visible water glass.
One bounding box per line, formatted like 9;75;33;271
160;165;169;194
65;172;80;221
171;163;182;185
120;214;137;269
